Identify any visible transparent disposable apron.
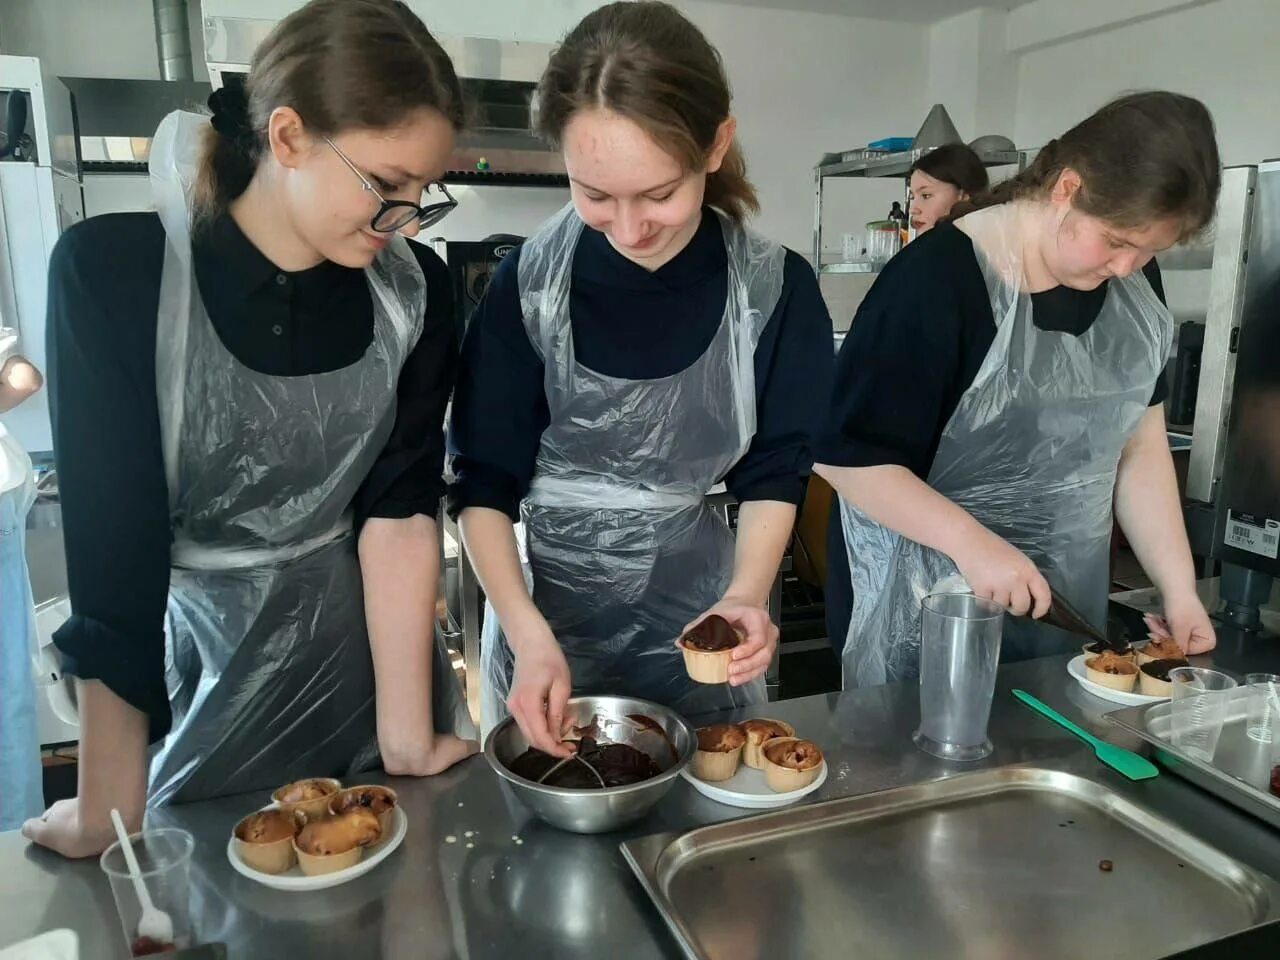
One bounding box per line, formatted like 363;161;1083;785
479;205;785;729
148;111;469;804
839;202;1172;688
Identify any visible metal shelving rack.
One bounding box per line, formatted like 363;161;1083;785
812;145;1026;272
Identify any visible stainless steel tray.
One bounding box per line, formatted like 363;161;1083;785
622;767;1280;960
1108;685;1280;830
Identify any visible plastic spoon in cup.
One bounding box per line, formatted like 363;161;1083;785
109;809;173;947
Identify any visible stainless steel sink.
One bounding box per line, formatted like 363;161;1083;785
622;766;1280;960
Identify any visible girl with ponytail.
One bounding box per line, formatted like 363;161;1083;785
817;91;1222;689
449;1;832;749
31;0;476;859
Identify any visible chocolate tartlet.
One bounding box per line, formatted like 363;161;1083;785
691;723;747;782
1085;651;1138;693
1137;635;1185;666
272;777;341;822
1139;657;1190;697
1082;639;1134;660
233;808;298;875
740;719;796;769
329;785;399;834
293;807;381;877
761;737;824;792
678;614;744;684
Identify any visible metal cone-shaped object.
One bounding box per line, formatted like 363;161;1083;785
912;104;962;152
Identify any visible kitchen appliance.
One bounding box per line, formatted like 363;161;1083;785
0;56;83;455
68;3;567;185
1184;163;1280;630
445;234;523;338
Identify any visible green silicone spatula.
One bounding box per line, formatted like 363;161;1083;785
1012;688;1159;781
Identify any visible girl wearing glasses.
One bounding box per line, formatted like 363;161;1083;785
27;0;473;858
449;1;833;754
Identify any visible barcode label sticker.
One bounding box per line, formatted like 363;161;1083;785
1225;511;1280;560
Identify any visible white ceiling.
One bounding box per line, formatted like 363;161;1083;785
718;0;1033;22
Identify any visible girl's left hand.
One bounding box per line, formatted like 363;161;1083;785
685;596;778;687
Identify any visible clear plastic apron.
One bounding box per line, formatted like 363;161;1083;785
147;111;470;804
839;202;1172;688
479;205;785;730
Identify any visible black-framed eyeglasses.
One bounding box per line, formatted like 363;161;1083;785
325;137;457;233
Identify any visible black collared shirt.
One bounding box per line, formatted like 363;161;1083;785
447;209;835;518
46;211;456;740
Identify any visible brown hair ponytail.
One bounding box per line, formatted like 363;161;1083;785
535;0;759;223
955;91;1220;240
193;0;464;223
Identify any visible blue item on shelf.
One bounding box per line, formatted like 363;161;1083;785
868;137;914;152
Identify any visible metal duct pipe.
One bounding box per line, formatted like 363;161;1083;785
153;0;192;82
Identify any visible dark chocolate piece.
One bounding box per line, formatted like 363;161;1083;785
681;614;740;652
1141;657;1190;682
1084;639;1132;656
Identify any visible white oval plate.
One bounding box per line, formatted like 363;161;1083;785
1067;655;1168;706
681;761;827;810
226;806;407;891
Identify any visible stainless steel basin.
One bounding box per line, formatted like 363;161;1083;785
623;766;1280;960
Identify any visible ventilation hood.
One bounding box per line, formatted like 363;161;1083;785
206;14;564;184
73;3;565;184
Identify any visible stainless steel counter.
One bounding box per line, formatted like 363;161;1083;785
3;629;1279;959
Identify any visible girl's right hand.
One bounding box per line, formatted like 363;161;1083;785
953;527;1052;618
506;618;574;758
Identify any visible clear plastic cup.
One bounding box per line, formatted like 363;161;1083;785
913;592;1004;761
1168;667;1238;762
1245;672;1280;744
99;827;195;956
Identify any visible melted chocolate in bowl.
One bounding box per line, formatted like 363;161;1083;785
509;737;661;790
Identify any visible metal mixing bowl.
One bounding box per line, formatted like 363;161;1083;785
484;695;697;834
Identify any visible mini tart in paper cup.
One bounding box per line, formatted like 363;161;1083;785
1081;641;1134;662
1139;657;1189;697
691;723;747;782
292;807;382;877
762;737;825;793
1084;652;1138;692
328;784;399;835
1136;635;1184;666
272;777;342;822
739;718;796;770
677;614;744;685
233;808;297;875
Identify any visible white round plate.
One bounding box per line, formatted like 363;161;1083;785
681;761;827;809
1067;655;1168;706
226;806;407;891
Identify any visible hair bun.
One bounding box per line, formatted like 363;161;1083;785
208;86;258;157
